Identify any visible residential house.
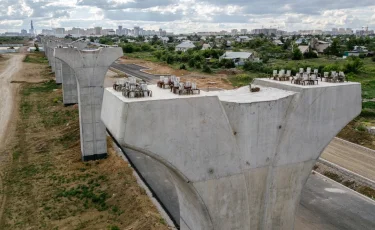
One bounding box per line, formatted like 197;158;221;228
176;36;188;42
344;46;370;57
220;51;254;66
273;39;284;45
298;45;309;54
175;41;196;52
202;43;212;50
310;38;330;53
160;36;169;43
236;36;251;43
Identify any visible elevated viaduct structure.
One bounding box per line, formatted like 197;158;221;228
54;47;123;161
101;79;361;229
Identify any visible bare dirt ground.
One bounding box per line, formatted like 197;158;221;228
119;57;234;90
0;54;24;146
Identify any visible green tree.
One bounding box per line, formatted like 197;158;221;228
34;43;39;52
344;57;363;73
151;35;158;45
292;47;303;60
122;44;134;53
188;58;195;67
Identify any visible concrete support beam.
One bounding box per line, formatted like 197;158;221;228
101;80;361;230
55;47;123;161
60;41;88;105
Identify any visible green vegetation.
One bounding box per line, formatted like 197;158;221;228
0;36;26;44
23;53;49;64
322;170;375;200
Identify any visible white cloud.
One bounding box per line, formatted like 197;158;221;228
0;0;374;33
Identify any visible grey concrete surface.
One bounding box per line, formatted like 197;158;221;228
55;58;62;84
297;173;375;230
55;47;123;161
122;146;375;230
102;79;361;229
61;61;78;105
60;41;88;105
111;63;167;82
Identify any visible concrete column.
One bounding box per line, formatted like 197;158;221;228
46;40;56;72
55;59;62;84
101;80;361;229
61;61;78;105
55;47;123;161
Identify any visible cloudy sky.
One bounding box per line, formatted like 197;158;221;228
1;0;375;34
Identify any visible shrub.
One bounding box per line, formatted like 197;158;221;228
219;59;235;68
344;57;363;73
179;64;186;70
195;62;202;69
292;48;303;60
202;65;212;73
362;101;375;109
372;56;375;62
140;44;152;52
356;124;367;132
188;59;195;68
122;44;134;53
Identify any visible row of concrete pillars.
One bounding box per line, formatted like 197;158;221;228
42;38;123;161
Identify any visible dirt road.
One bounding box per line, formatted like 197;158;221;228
0;54;24;146
321;138;375;181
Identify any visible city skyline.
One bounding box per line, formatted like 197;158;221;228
0;0;375;34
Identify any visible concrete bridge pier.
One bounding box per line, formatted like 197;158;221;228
55;47;123;161
61;61;78;105
55;59;62;84
101;80;361;229
46;40;56;72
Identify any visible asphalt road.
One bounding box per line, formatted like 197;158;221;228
111;63;167;83
120;147;375;230
321;138;375;181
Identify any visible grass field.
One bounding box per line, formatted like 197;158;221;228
23;52;49;64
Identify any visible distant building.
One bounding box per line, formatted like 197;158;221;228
220;52;254;66
231;29;238;35
134;26;140;36
175;41;196;52
240;29;247;35
251;28;279;36
116;26;123;35
94;27;102;35
29;20;35;36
